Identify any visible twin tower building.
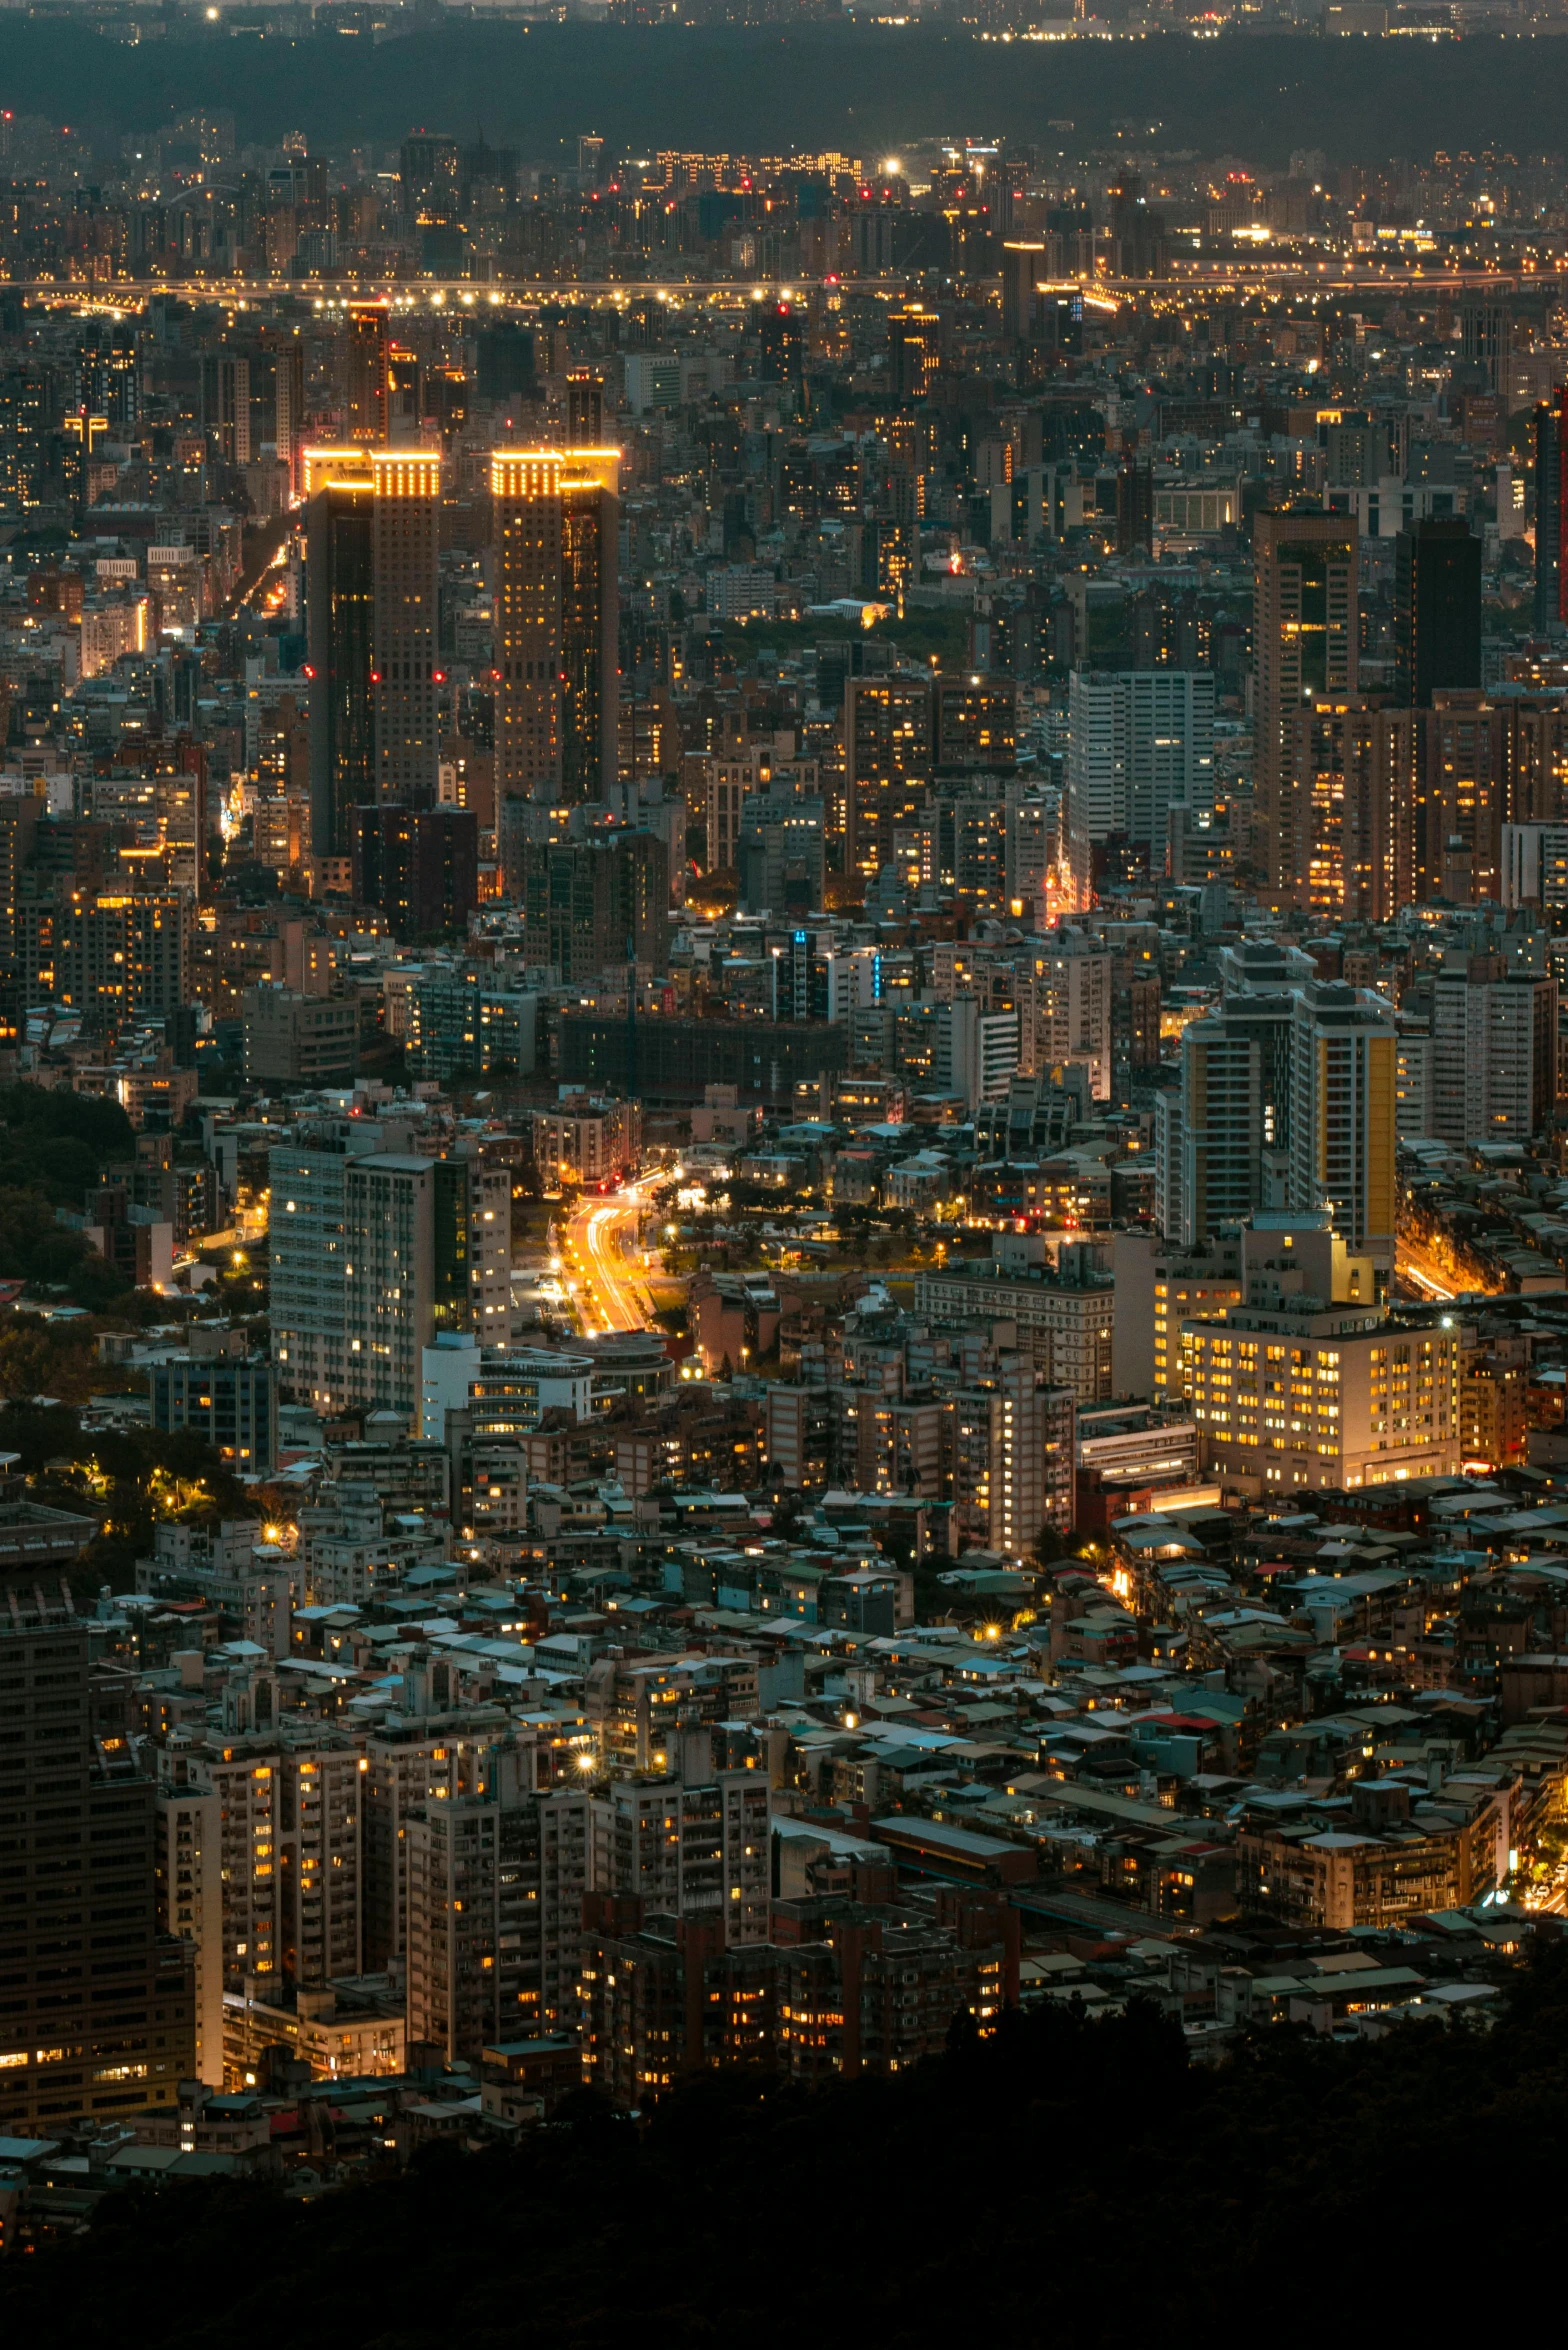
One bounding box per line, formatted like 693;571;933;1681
305;361;618;885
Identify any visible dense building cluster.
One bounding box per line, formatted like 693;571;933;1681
10;87;1568;2243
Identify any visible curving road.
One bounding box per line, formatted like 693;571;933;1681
564;1178;656;1335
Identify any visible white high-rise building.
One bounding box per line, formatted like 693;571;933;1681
1025;925;1113;1101
272;1120;505;1428
1430;957;1558;1145
1067;668;1215;874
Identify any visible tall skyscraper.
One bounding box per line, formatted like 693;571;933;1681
565;366;603;446
306;450;374;862
1253;509;1358;902
1000;240;1045;340
344;302;390;442
1534;388;1566;633
1460;294;1513;399
1395;518;1482;707
491;448;620;843
0;1565;195;2137
305;447;442;860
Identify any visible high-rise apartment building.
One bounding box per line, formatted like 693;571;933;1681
1287;979;1398;1277
1254;510;1358;901
342;1153;436;1428
268;1116;397;1412
1066;668;1214;874
491;447;620;829
1286;695;1415;922
1395;518;1482;708
350;802;479;940
1023;926;1113;1100
1430;954;1558;1144
518;829;670;984
845;675;933;882
951;1369;1075;1558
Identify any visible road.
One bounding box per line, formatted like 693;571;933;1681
1396;1239;1460;1302
1395;1237;1503;1303
23;262;1562;312
564;1178;657;1336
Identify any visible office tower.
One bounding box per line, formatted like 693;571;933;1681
1253;509;1358;901
518;830;670;984
105;321;140;432
1286;695;1415;922
344;302;390;441
201;350;251;467
565;366;603;446
369;449;442;806
1395;518;1482;706
476;322;535;409
1156;938;1314;1247
738;796;826;916
888;304;940;400
1287;979;1397;1277
270;1113;414;1410
305;447;443;858
350;803;479;940
757;300;804;412
1164;1006;1284;1247
400;132;461;233
845;674;932;882
491;448;620;833
1431;954;1558;1144
1460;294;1512;399
273;336;305;491
306;449;374;860
1067;670;1214;874
1001;241;1045;340
0;1570;195;2138
1534;389;1566;633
